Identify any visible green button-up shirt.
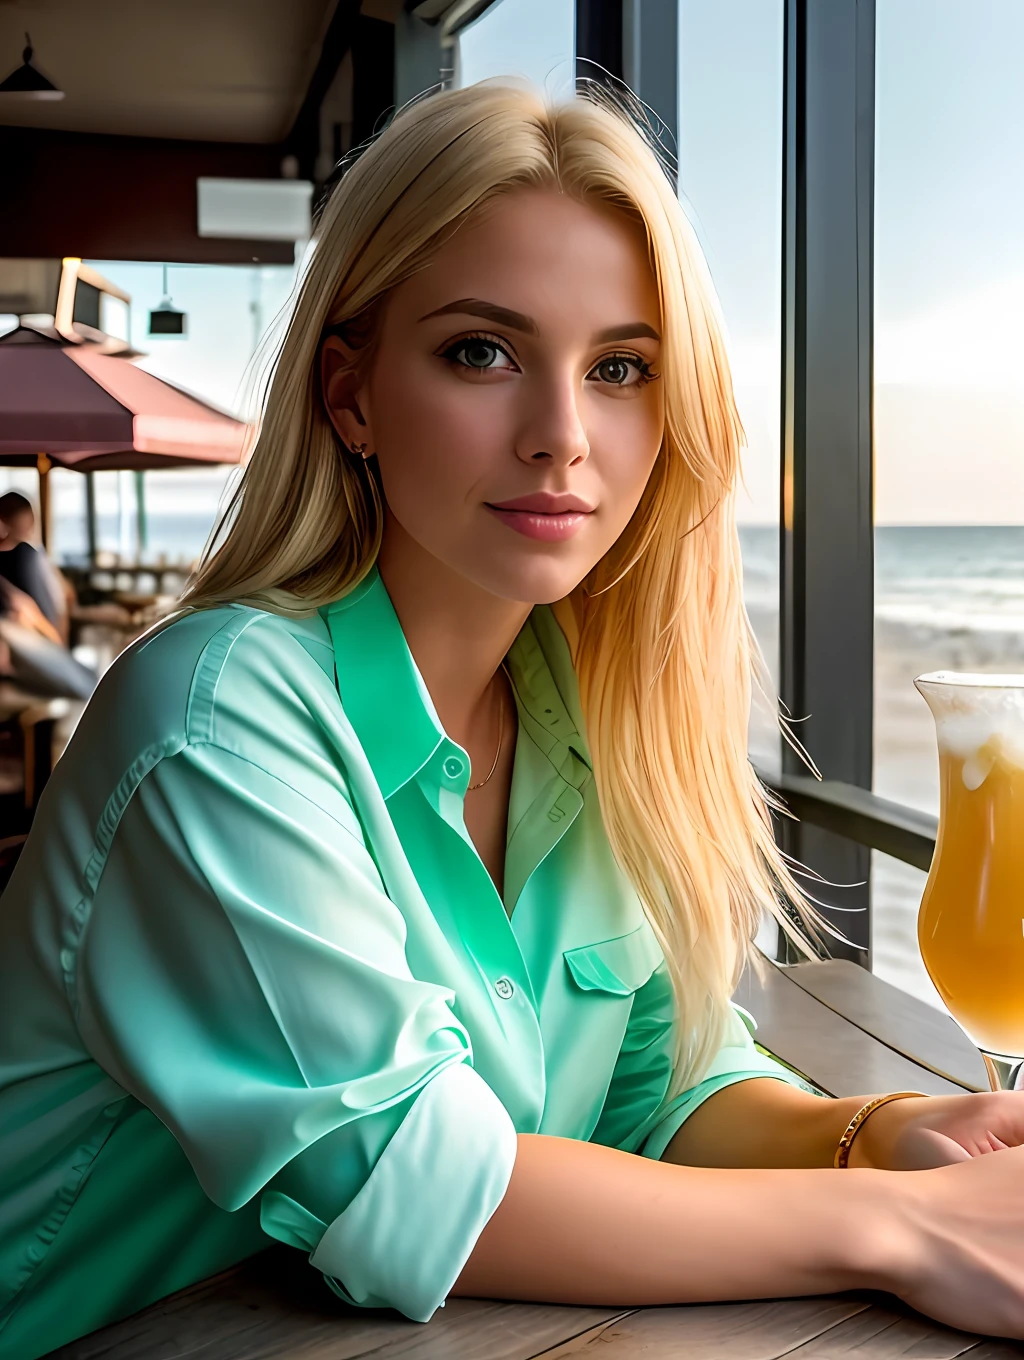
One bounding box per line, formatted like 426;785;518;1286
0;566;802;1359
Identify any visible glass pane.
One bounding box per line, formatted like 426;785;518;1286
678;0;784;770
874;1;1024;820
871;849;949;1014
456;0;575;96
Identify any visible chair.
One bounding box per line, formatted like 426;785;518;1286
0;683;68;811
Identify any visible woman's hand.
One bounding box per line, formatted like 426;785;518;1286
851;1090;1023;1170
883;1145;1024;1337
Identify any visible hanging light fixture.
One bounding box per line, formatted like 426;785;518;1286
0;33;64;101
148;265;187;337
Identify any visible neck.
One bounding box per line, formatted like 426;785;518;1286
376;515;529;749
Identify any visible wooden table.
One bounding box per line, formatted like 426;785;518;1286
49;956;1024;1360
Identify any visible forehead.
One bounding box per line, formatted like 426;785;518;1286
392;188;660;331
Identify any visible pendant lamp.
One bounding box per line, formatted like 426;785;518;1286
0;34;64;100
149;265;187;337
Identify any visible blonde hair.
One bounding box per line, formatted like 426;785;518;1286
185;80;818;1094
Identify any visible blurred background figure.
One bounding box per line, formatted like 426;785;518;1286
0;490;95;702
0;491;71;641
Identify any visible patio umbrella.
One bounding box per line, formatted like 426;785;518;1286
0;325;249;552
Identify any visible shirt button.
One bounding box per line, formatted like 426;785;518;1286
494;977;515;1000
443;756;464;779
59;948;74;973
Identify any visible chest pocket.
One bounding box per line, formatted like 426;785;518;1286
563;921;664;996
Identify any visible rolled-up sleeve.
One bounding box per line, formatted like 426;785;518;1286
591;961;815;1161
74;741;517;1322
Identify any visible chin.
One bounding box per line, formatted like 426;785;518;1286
474;554;589;607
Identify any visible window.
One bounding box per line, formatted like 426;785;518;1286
871;850;943;1010
872;0;1024;999
456;0;575;95
677;0;785;770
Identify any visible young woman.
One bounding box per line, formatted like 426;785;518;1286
2;82;1024;1359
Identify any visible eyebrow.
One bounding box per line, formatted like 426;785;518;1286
417;298;660;344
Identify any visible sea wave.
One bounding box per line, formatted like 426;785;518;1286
875;602;1024;633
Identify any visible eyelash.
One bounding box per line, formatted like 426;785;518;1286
439;331;659;387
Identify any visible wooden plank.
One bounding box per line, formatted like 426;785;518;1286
958;1342;1024;1359
735;961;966;1098
529;1298;869;1358
779;1301;981;1357
782;959;988;1093
529;1297;1024;1360
49;1246;623;1360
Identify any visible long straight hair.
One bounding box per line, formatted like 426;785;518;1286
185;81;819;1094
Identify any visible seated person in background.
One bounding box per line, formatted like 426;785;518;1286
0;493;68;641
0;577;96;700
0;499;95;699
0;579;63;647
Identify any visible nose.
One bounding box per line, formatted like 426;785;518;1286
514;371;590;469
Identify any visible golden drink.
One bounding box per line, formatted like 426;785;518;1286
916;673;1024;1059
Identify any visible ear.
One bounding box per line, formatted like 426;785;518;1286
321;334;375;456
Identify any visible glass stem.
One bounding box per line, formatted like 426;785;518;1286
981;1052;1024;1092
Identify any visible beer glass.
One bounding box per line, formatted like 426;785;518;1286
915;672;1024;1091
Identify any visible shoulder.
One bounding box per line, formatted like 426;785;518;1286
68;603;343;792
0;540;36;571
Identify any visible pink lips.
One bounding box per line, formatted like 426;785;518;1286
485;491;595;542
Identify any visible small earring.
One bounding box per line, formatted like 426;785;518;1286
349;441;367;458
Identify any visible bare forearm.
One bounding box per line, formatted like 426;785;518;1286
452;1131;892;1307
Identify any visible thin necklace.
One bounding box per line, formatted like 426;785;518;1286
467;662;512;791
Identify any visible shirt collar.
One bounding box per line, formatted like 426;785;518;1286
321;564;591;800
505;607;592;788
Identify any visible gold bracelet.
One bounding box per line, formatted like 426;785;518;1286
834;1091;927;1169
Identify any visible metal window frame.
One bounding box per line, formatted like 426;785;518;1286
576;0;624;86
622;0;679;179
778;0;877;963
758;768;936;874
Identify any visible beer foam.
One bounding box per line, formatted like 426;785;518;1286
915;671;1024;787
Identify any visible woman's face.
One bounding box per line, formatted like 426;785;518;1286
323;188;665;605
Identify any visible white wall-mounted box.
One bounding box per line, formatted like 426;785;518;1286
197;178;314;242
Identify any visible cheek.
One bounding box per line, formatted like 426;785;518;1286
586;391;664;519
376;357;512;447
368;361;508;518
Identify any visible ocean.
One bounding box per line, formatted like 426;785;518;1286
52;500;1024;1014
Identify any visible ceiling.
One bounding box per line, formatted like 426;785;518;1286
0;0;395;142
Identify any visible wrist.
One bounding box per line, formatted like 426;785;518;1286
846;1094;926;1170
822;1168;917;1292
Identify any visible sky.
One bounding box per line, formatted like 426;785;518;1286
10;0;1016;536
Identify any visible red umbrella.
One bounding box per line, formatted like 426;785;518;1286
0;325;248;470
0;324;249;549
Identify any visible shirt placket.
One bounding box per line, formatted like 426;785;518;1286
413;741;547;1130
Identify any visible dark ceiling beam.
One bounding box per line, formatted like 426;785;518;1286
0;127;294;264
